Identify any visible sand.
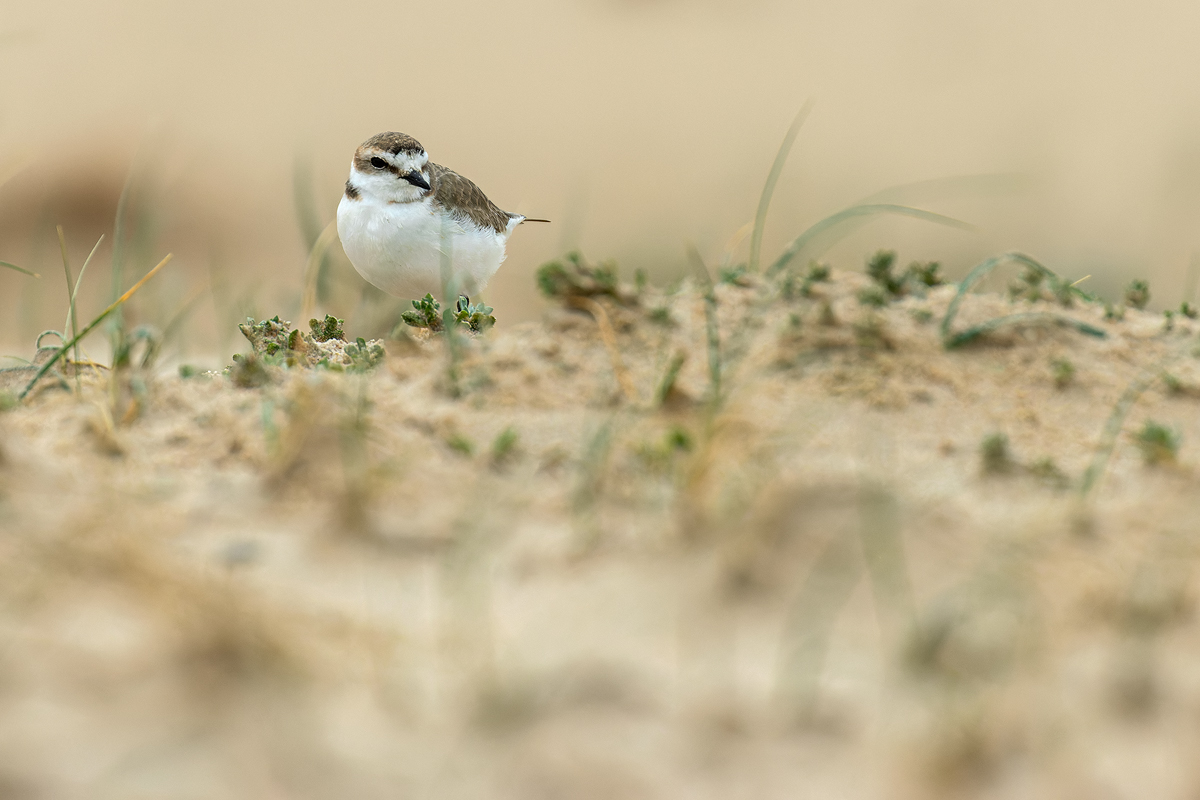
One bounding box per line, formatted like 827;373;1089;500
0;266;1197;799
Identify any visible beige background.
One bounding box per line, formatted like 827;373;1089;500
3;0;1200;345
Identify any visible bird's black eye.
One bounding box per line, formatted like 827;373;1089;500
370;156;387;169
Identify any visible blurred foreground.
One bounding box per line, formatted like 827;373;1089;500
1;264;1199;798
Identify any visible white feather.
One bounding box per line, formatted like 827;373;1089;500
337;161;513;300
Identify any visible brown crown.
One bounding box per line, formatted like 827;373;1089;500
359;131;425;155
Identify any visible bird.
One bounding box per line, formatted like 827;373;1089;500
336;131;546;303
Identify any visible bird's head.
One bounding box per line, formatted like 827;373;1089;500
346;131;431;203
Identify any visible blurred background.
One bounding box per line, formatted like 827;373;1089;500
3;0;1200;356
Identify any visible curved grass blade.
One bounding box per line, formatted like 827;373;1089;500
19;253;173;401
36;330;66;349
1079;341;1196;497
62;235;105;357
748;101;813;274
940;251;1106;349
56;226;77;352
858;172;1031;206
777;526;863;720
767;203;972;276
1079;364;1165;497
0;261;38;278
685;244;721;407
808;173;1027;254
944;312;1106;349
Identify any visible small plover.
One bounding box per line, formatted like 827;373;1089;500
336;131;545;302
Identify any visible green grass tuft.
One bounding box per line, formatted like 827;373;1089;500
402;294;444;331
447;433;474;457
1135;421;1180;466
490;426;519;467
535;251;627;302
857;286;889;308
453;297;496;333
1051;358;1075;389
980;433;1014;474
309;315;345;342
1125;280;1150;310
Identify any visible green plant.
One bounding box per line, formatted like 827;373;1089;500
647;306;673;326
0;259;37;277
1125;280;1150;310
857;286;888;308
18;254;174;401
748;102;813;274
400;294;495;333
634;426;693;472
343;338;386;372
654;351;687;407
535;251;627;301
446;433;474;456
229;352;271;388
719;264;751;286
1028;457;1070;488
1135;421;1180;466
452;296;496;332
1051;358;1075;389
866;250;906;296
908;260;944;287
402;294;444;330
980;433;1014;474
490;426;519;467
309;315;345;342
941;252;1106;349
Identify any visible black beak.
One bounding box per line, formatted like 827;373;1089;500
404;171;431;191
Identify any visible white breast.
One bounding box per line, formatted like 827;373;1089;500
336;195;511;301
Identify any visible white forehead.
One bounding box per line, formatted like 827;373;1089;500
353;145;428;175
374;148;427;168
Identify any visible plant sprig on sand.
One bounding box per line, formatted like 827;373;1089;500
941;252;1107;349
19;254;174;401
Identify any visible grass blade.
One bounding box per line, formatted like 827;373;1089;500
61;235;106;368
56;226;77;358
1079;366;1161;497
807;173;1027;252
940;251;1106;349
19;253;173;401
767;203;972;276
857;172;1030;206
857;484;914;646
1079;344;1194;497
944;312;1106;349
0;261;38;278
748;101;813;274
776;525;863;720
686;244;721;407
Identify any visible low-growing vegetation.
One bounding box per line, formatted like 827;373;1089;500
1;110;1199;800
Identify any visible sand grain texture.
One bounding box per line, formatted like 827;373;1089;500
1;270;1198;799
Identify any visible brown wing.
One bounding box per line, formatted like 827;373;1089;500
428;162;517;235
